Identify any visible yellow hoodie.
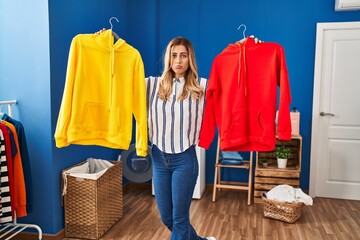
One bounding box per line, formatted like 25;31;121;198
55;30;148;156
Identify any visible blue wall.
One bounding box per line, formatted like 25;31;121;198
0;0;54;233
1;0;360;236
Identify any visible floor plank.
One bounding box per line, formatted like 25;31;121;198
64;187;360;240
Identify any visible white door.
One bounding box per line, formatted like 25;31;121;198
310;21;360;200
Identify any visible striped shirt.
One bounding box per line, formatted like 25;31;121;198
0;129;13;223
146;76;207;154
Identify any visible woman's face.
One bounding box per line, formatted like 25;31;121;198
170;44;189;78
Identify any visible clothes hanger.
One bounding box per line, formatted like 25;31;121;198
237;24;247;43
109;16;120;40
0;104;4;117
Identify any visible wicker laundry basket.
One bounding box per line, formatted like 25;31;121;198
62;160;123;239
262;194;303;223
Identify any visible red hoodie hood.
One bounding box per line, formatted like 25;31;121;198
221;37;261;96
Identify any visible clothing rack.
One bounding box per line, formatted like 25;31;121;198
0;100;42;240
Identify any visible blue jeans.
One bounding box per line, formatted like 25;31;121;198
152;145;206;240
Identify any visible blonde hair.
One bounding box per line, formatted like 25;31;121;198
158;37;204;101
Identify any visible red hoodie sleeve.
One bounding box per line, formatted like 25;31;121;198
199;59;219;149
276;47;292;140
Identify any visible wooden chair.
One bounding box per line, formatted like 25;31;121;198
212;137;254;205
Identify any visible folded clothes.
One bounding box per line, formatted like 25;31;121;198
220;159;243;165
220;151;243;160
219;151;243;165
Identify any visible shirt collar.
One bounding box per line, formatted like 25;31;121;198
173;77;185;83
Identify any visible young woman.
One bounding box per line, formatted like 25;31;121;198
146;37;213;240
148;36;262;239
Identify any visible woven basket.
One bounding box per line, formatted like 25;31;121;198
262;194;303;223
63;160;123;239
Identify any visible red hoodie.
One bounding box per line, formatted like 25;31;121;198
199;37;292;151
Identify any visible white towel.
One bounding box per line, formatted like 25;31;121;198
266;184;313;206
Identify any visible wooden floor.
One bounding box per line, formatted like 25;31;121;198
69;187;360;240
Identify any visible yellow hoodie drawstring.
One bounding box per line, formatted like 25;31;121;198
109;42;115;111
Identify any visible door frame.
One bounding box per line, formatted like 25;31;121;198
309;21;360;197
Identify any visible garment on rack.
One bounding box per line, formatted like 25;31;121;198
55;29;148;156
0;129;13;223
199;37;292;152
2;113;33;214
0;120;27;218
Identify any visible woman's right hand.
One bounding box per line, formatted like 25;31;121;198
95;28;107;34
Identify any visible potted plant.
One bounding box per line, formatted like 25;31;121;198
260;158;268;167
275;145;292;168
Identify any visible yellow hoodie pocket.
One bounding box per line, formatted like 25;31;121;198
81;103;121;132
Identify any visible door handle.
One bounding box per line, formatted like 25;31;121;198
320;112;335;117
